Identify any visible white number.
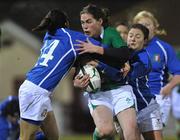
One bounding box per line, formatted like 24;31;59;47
40;40;59;66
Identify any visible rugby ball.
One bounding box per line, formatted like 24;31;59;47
78;64;101;93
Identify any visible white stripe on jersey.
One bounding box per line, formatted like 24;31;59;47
156;41;168;65
156;41;167;88
38;48;74;86
62;28;77;58
136;78;148;105
38;28;77;87
60;28;77;81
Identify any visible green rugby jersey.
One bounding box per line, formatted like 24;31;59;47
102;26;126;48
100;26;127;91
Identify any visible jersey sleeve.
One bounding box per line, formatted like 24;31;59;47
129;50;152;79
88;37;105;47
103;47;133;62
97;61;123;81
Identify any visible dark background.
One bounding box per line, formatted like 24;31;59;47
0;0;180;47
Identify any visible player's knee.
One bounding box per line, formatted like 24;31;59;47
123;134;137;140
97;125;114;138
123;126;139;140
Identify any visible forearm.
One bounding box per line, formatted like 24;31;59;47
103;47;133;62
97;61;122;81
167;75;180;89
95;47;104;55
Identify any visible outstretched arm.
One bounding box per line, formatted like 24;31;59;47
75;38;133;62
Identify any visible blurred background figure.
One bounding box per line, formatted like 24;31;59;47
115;21;129;42
0;77;23;140
0;96;19;140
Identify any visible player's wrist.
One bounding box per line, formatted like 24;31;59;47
96;47;104;55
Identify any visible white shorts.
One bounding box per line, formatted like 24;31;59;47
155;94;171;125
137;99;163;132
19;80;52;121
172;86;180;119
87;85;135;116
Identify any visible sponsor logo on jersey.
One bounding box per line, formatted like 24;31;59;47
153;54;160;62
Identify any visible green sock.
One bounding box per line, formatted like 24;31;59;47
93;128;115;140
93;128;101;140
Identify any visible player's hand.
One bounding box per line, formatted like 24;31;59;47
120;62;130;78
73;74;90;89
74;38;99;54
86;60;99;67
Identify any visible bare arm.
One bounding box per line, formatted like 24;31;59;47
161;75;180;97
75;38;132;62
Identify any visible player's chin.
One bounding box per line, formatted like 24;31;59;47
84;32;91;36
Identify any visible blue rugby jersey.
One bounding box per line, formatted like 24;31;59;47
98;49;155;111
128;49;155;111
97;62;126;85
27;28;101;91
146;37;180;95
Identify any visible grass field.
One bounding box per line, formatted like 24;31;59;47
60;135;176;140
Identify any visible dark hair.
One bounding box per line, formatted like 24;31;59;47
115;21;128;28
32;9;69;35
1;99;20;117
101;8;110;27
80;4;110;27
130;24;149;40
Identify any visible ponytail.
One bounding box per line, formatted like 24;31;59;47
32;9;69;35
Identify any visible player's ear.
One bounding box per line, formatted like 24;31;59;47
98;18;103;25
144;38;148;46
65;20;70;28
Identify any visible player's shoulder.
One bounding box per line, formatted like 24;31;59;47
133;49;147;59
103;26;122;44
65;28;87;41
104;26;118;34
151;37;173;50
64;28;84;36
